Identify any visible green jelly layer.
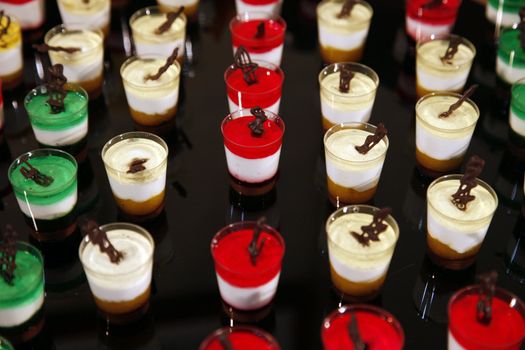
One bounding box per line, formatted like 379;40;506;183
488;0;525;12
10;155;77;205
512;83;525;120
0;338;14;350
0;250;44;308
498;29;525;68
26;91;88;131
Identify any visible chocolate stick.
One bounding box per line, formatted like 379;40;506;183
254;22;265;39
0;225;18;285
144;47;179;81
19;157;54;187
351;207;391;246
339;64;355;93
439;85;478;119
337;0;357;18
33;43;81;54
450;155;485;211
440;36;464;64
248;106;268;136
155;7;185;35
348;312;367;350
127;158;148;174
218;333;235;350
476;271;497;325
248;217;267;266
233;46;258;85
45;64;68;113
355;123;388;155
81;220;124;264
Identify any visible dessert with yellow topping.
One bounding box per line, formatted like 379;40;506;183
0;12;23;89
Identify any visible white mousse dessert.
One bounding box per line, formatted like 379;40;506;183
57;0;110;36
0;0;44;29
156;0;200;20
0;13;23;89
235;0;283;16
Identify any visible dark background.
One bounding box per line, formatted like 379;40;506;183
1;0;525;348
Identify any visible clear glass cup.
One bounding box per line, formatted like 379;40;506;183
0;336;14;350
324;122;389;206
79;222;154;324
156;0;200;22
510;78;525;145
57;0;111;37
405;0;461;42
319;62;379;131
497;27;525;86
486;0;523;29
199;326;281;350
0;13;23;89
325;205;400;301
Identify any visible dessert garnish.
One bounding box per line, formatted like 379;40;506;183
218;333;235;350
440;36;464;65
144;47;179;81
421;0;442;9
348;312;367;350
450;155;485;211
355;122;388;154
254;22;265;39
476;271;497;325
45;64;68;114
127;158;148;174
339;64;355;93
0;11;11;48
337;0;357;19
351;207;392;247
0;225;17;285
248;107;268;136
155;7;185;35
33;43;81;54
82;0;90;4
439;85;478;119
248;217;267;266
19;156;54;187
233;46;258;85
518;7;525;50
81;220;123;264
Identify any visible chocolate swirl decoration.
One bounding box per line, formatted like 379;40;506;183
421;0;442;9
355;123;388;155
348;312;367;350
155;7;185;35
0;225;18;285
254;22;265;39
337;0;357;19
19;156;54;187
81;220;124;264
233;46;258;85
33;43;81;54
339;64;355;93
127;158;148;174
351;207;392;247
439;85;478;119
0;11;11;49
144;47;179;81
45;64;68;114
218;333;235;350
450;155;485;211
248;107;268;136
519;7;525;50
248;217;267;266
476;271;497;325
440;36;464;65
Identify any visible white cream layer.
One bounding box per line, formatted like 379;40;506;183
318;27;369;51
0;293;43;327
417;67;469;92
0;0;44;29
125;87;179;115
135;38;185;58
132;14;185;57
81;229;153;302
232;44;283;67
486;3;519;27
448;331;464;350
158;0;199;6
227;96;281;115
510;109;525;137
0;41;22;76
496;56;525;85
57;0;110;32
225;146;280;183
405;16;452;42
217;273;280;310
32;118;88;146
235;0;282;16
16;191;77;220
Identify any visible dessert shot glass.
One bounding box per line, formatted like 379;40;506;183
0;12;23;89
405;0;461;42
199;326;281;350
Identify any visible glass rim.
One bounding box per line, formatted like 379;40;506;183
318;62;380;98
120;54;181;90
317;0;373;26
427;174;499;223
224;59;285;96
199;326;281;350
416;34;476;68
229;12;287;44
130;5;187;39
8;148;78;197
44;23;104;56
323;122;389;164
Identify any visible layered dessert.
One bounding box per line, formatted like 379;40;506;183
0;12;22;89
324;123;388;206
317;0;373;63
199;326;281;350
120;54;181;133
0;240;45;344
0;0;44;30
79;222;154;323
319;62;379;131
497;27;525;86
326;206;399;301
510;78;525;145
415;92;479;174
57;0;110;37
230;13;286;67
416;35;476;97
486;0;522;28
235;0;283;16
211;221;285;310
426;174;498;270
221;108;285;188
0;336;14;350
321;304;404;350
130;6;186;64
43;25;104;99
8;149;78;241
405;0;461;42
102;132;168;220
156;0;199;22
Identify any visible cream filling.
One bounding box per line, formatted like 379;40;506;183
496;56;525;85
225;146;280;183
216;273;280;311
0;41;23;76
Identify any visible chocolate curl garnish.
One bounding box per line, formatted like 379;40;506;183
476;271;497;325
0;11;11;48
518;7;525;50
355;123;388;155
351;207;392;246
450;155;485;211
248;107;268;136
144;47;179;81
45;64;68;113
81;220;123;264
254;22;265;39
348;312;367;350
233;46;258;85
218;333;235;350
439;85;478;119
440;36;464;65
19;156;54;187
155;7;185;35
82;0;90;3
339;65;355;93
337;0;357;18
127;158;148;174
33;43;81;54
0;225;18;285
248;217;267;266
421;0;442;9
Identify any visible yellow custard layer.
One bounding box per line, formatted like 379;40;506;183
0;15;21;51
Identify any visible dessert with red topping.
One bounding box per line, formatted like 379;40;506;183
211;220;285;311
199;326;281;350
235;0;283;17
405;0;461;42
0;0;45;30
321;304;404;350
230;12;286;67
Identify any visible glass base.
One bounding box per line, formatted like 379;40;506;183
0;308;44;345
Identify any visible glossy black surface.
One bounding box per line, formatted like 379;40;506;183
1;0;525;349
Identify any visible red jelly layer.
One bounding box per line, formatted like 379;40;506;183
231;19;285;52
406;0;460;25
322;311;403;350
449;294;525;349
239;0;280;5
0;0;37;4
212;229;284;288
223;115;283;159
226;66;283;108
203;332;276;350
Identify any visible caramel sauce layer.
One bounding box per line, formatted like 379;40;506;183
320;45;364;64
114;191;165;216
416;148;464;173
327;177;377;205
